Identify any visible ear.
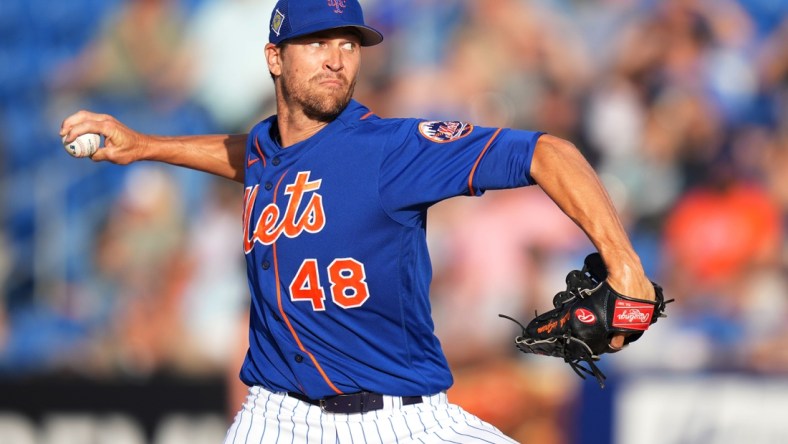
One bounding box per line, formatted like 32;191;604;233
265;43;283;77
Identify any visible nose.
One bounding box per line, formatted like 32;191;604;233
324;45;343;72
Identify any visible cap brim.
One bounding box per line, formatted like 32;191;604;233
354;26;384;47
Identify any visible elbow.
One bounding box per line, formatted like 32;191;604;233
536;134;579;155
530;135;584;183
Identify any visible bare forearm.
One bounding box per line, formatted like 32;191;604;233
530;135;650;297
142;134;248;182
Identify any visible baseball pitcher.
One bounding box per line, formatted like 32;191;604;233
60;0;661;442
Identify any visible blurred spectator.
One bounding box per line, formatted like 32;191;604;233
47;166;252;378
663;171;781;293
448;357;574;444
183;0;277;132
49;0;192;109
612;165;784;374
88;165;189;376
428;188;589;367
178;177;247;372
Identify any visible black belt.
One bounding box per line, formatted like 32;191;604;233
288;391;423;414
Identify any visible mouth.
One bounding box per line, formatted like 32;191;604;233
316;77;346;88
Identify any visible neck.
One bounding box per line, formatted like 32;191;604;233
275;96;341;148
276;113;329;148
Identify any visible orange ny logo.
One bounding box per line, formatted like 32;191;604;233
327;0;346;13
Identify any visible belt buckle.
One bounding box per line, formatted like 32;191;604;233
320;393;369;414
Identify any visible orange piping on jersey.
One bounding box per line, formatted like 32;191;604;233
467;128;502;196
254;136;267;167
360;111;374;120
271;171;343;395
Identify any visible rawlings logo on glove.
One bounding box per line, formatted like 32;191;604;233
500;253;673;388
613;301;654;328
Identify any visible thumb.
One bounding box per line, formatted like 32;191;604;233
89;147;108;162
609;333;626;351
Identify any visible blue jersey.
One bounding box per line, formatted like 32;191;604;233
239;100;543;399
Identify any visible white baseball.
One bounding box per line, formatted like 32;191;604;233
63;133;101;158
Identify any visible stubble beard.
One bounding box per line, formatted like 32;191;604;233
281;73;357;122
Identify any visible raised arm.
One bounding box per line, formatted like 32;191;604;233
529;134;655;303
60;110;248;183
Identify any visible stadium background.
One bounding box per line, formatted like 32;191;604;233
1;0;787;442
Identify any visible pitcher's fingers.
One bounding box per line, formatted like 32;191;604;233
90;147;109;162
60;111;112;138
61;119;115;144
609;334;626;351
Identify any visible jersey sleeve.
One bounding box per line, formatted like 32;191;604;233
379;119;543;221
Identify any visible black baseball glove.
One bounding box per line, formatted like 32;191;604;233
500;253;672;388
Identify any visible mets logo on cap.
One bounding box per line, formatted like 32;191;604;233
328;0;347;13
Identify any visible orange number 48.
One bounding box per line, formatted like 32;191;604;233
289;258;370;311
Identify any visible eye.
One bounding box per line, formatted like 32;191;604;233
341;41;356;51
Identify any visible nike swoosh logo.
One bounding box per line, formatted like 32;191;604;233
247;156;260;168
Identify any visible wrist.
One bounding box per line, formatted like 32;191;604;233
598;249;650;293
139;134;165;162
598;248;643;277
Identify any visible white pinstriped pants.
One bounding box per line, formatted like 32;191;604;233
223;385;520;443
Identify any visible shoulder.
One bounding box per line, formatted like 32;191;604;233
335;101;419;145
338;100;415;129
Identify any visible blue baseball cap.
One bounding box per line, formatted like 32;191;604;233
269;0;383;47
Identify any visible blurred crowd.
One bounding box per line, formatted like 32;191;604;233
0;0;786;442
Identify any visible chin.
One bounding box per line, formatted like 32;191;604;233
304;100;349;122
